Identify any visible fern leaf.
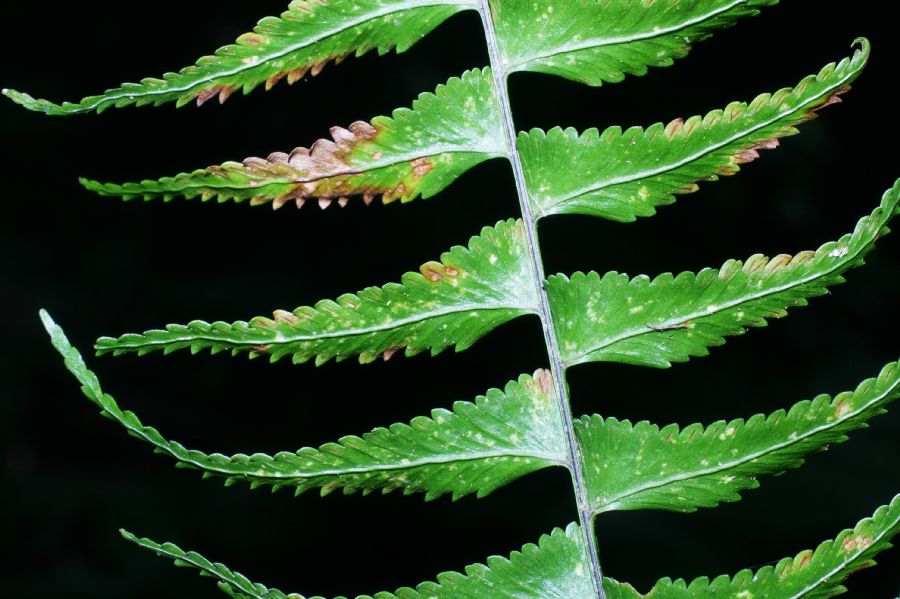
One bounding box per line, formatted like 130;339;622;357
80;69;505;209
547;180;900;368
518;42;868;221
576;359;900;514
122;524;600;598
119;530;287;599
622;494;900;598
122;497;900;599
44;315;567;501
2;0;475;115
95;219;539;364
492;0;777;85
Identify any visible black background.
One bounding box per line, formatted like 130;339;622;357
2;2;898;597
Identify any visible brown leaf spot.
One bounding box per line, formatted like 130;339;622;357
252;344;272;353
833;398;853;419
533;369;554;396
664;118;684;138
410;157;435;179
795;550;813;569
842;534;874;553
224;115;397;207
239;33;266;47
272;310;300;325
765;254;793;272
420;262;445;282
349;120;378;140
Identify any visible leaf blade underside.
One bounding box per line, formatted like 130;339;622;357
95;219;539;364
81;69;506;209
577;358;900;514
492;0;778;85
122;495;900;598
518;41;869;221
3;0;476;115
44;313;568;501
547;180;900;368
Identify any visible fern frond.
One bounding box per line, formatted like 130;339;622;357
44;315;567;501
493;0;778;85
2;0;476;115
519;42;868;221
122;494;900;598
122;524;599;598
547;180;900;368
576;359;900;514
80;69;505;209
95;219;539;364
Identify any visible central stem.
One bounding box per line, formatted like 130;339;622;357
477;3;607;597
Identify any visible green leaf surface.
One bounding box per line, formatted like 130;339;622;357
577;359;900;514
120;530;290;599
547;180;900;368
518;42;868;220
3;0;475;115
491;0;777;85
122;524;599;598
606;494;900;598
81;69;505;208
43;315;568;501
122;495;900;598
95;219;539;364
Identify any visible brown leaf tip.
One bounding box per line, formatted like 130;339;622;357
196;85;236;106
382;346;404;361
812;85;851;114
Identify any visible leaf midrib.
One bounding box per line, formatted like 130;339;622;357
170;448;565;479
102;303;538;349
